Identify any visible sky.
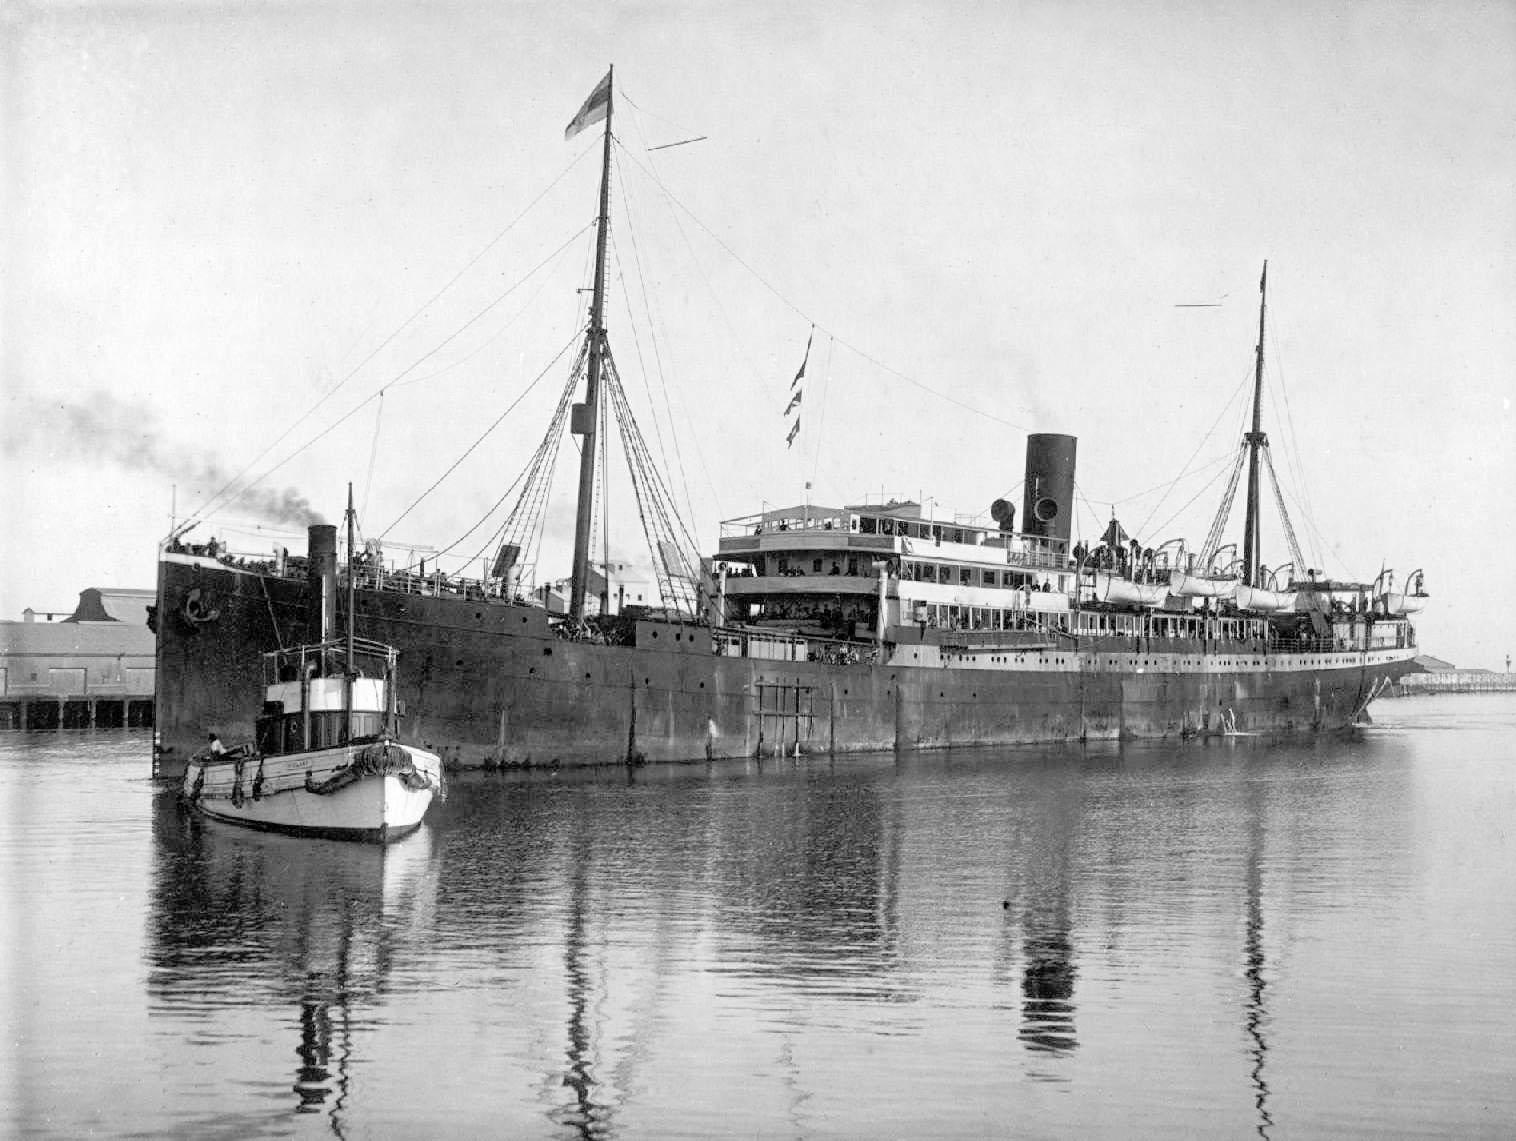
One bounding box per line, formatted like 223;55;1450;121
3;1;1513;668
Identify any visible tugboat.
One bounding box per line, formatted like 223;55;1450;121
181;490;441;840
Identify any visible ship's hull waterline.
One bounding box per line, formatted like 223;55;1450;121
153;556;1418;778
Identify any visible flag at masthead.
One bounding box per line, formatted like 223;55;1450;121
565;71;612;140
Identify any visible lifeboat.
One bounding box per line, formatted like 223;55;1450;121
1234;585;1298;613
1382;591;1428;616
1169;569;1239;599
1093;573;1168;607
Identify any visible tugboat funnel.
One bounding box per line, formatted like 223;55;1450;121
307;523;338;643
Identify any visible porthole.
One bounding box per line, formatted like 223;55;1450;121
543;647;552;656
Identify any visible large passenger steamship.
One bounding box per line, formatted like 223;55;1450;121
151;72;1424;776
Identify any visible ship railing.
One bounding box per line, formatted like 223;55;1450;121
342;566;493;601
1267;633;1346;654
1006;548;1074;572
712;625;880;666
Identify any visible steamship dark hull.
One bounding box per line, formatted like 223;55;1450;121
152;554;1418;779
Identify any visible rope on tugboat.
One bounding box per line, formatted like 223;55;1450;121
304;742;440;797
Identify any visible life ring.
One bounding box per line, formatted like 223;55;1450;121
182;587;221;625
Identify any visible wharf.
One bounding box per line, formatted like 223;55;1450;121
0;588;156;730
1391;671;1516;695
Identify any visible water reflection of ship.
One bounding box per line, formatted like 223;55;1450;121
510;760;909;1135
707;761;907;999
558;824;609;1141
1244;772;1274;1139
148;790;438;1130
1013;760;1080;1059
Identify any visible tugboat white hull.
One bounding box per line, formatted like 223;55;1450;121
183;742;442;842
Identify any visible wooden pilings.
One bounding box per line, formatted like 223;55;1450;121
0;697;154;730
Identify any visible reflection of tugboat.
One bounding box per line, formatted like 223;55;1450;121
181;493;441;841
148;794;439;1127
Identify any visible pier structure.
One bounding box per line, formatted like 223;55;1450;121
1392;670;1516;695
0;588;156;730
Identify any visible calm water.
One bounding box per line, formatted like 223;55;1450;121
3;694;1514;1139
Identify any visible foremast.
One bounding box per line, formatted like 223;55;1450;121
569;66;614;620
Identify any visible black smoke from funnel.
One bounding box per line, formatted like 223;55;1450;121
2;391;325;527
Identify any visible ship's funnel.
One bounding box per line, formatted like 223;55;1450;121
306;523;338;643
1021;434;1077;543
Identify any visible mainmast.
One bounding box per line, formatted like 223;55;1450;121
1241;261;1268;588
569;66;614;620
344;481;356;741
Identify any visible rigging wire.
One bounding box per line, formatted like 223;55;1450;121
616;86;707;145
1133;363;1253;541
609;163;699;535
1262;306;1327;571
177;144;600;534
387;255;571;392
1102;449;1240;507
1263;447;1307;574
1072;482;1107;548
612;143;1029;432
600;350;703;609
807;333;838;492
607;137;877;503
1199;443;1248;563
380;327;584;538
1147;456;1243;545
605;128;778;517
361;390;384;518
183;218;598;528
433;356;585;587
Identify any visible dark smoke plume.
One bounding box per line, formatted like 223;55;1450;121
3;391;326;527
